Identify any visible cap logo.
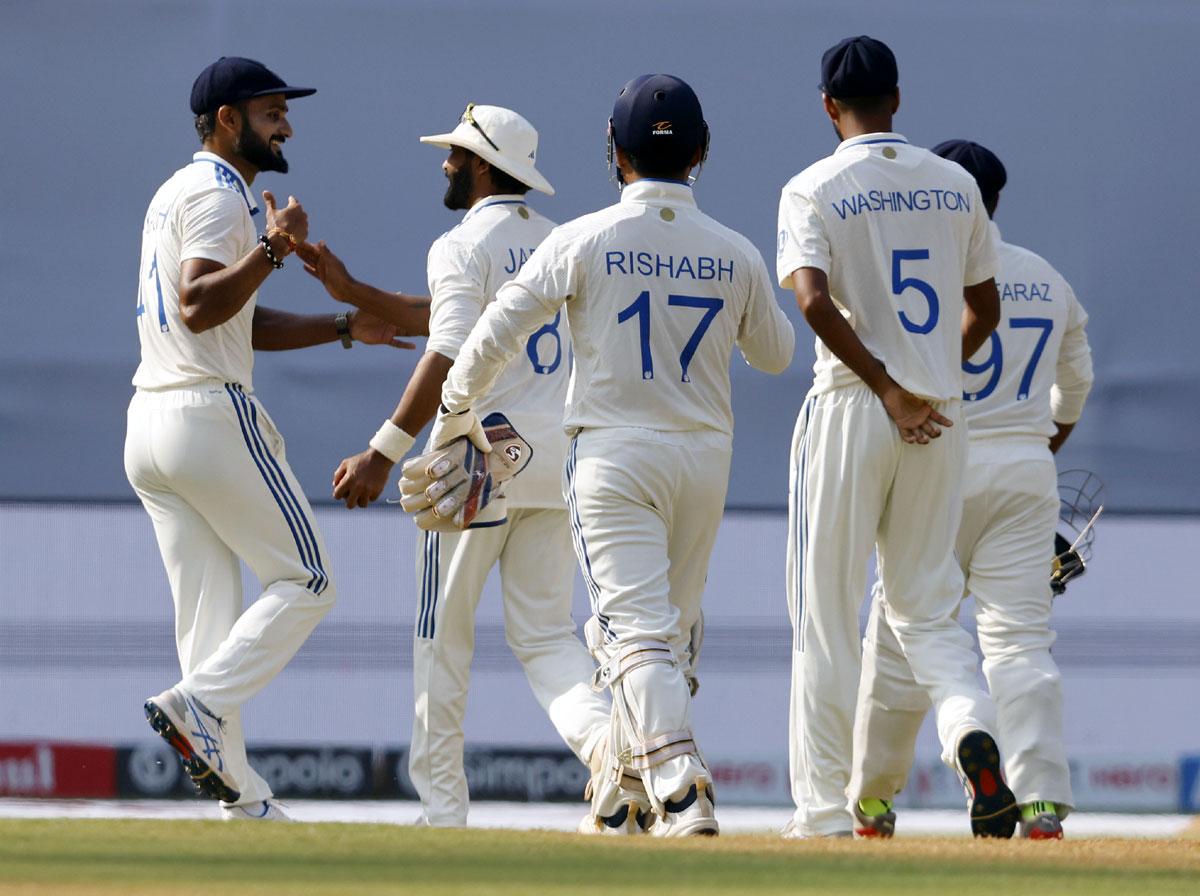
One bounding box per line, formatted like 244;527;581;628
652;120;673;135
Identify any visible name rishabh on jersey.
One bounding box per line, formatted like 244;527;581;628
962;221;1092;446
776;133;998;402
443;180;794;438
425;195;564;507
133;152;261;392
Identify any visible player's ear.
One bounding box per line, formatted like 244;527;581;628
216;103;240;136
822;92;839;123
890;87;900;115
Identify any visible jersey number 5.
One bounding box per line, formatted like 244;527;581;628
617;291;724;383
891;249;939;334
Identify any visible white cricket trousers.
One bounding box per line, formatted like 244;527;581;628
409;507;610;826
851;445;1071;811
124;384;336;807
787;385;998;835
566;427;731;804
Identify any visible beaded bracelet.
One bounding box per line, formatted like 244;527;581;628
259;233;285;269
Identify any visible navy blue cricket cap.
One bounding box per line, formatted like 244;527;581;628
932;139;1007;206
611;74;706;165
820;36;898;99
190;57;316;115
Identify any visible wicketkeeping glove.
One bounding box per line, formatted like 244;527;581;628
429;406;490;452
398;412;533;532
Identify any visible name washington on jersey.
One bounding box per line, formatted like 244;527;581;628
829;187;973;221
604;251;734;282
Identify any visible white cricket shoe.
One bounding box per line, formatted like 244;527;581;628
648;776;719;838
221;800;292;822
577;732;653;836
780;818;853;840
144;685;240;803
577;800;652;835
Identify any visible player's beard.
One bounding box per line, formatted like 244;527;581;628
443;163;473;210
236;119;289;174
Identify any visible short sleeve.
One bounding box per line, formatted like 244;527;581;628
426;237;487;360
179;188;249;267
963;183;999;286
777;184;831;289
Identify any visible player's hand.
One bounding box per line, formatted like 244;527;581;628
296;240;356;303
263;191;308;245
429;407;491;452
348;308;417;350
332;448;395;509
880;383;953;445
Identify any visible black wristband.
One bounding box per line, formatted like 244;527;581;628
335;311;353;349
259;233;284;269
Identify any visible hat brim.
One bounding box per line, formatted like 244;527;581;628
250;86;317;101
420;128;555;196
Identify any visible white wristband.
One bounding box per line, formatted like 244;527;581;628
368;420;416;463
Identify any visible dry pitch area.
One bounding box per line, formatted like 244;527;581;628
1;819;1198;895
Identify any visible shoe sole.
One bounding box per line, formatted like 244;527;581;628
854;817;896;838
144;698;240;803
1024;827;1064;841
957;731;1018;838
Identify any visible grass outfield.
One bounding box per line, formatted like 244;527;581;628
1;820;1197;895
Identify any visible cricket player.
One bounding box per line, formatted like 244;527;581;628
127;57;424;821
776;36;1015;838
425;74;795;836
306;104;611;827
850;140;1094;840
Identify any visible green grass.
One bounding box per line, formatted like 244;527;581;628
0;820;1197;895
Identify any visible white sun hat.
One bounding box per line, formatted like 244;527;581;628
420;103;555;196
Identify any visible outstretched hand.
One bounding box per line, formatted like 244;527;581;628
296;240;355;303
880;383;953;445
348;308;416;350
332;448;395;509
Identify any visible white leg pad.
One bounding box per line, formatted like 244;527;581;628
584;621;705;812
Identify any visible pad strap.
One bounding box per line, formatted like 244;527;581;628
622;729;698;771
590;639;676;692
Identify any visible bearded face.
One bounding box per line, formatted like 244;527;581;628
443;158;473;210
235;107;289;174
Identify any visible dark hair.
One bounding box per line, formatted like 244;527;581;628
488;164;531;196
194;110;218;143
623;142;699;180
831;92;896;116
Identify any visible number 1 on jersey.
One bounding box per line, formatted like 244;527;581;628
617;290;654;379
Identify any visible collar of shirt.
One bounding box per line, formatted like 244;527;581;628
834;132;910;154
989;219;1003;245
619;178;697;209
462;193;528;223
192;151;259;216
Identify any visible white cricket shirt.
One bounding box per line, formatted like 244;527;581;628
132;152;261;391
425;195;563;507
442;179;795;437
777;133;998;401
963;221;1093;452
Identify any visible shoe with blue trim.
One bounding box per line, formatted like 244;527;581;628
648;776;719;838
221;799;292;822
144;685;240;803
